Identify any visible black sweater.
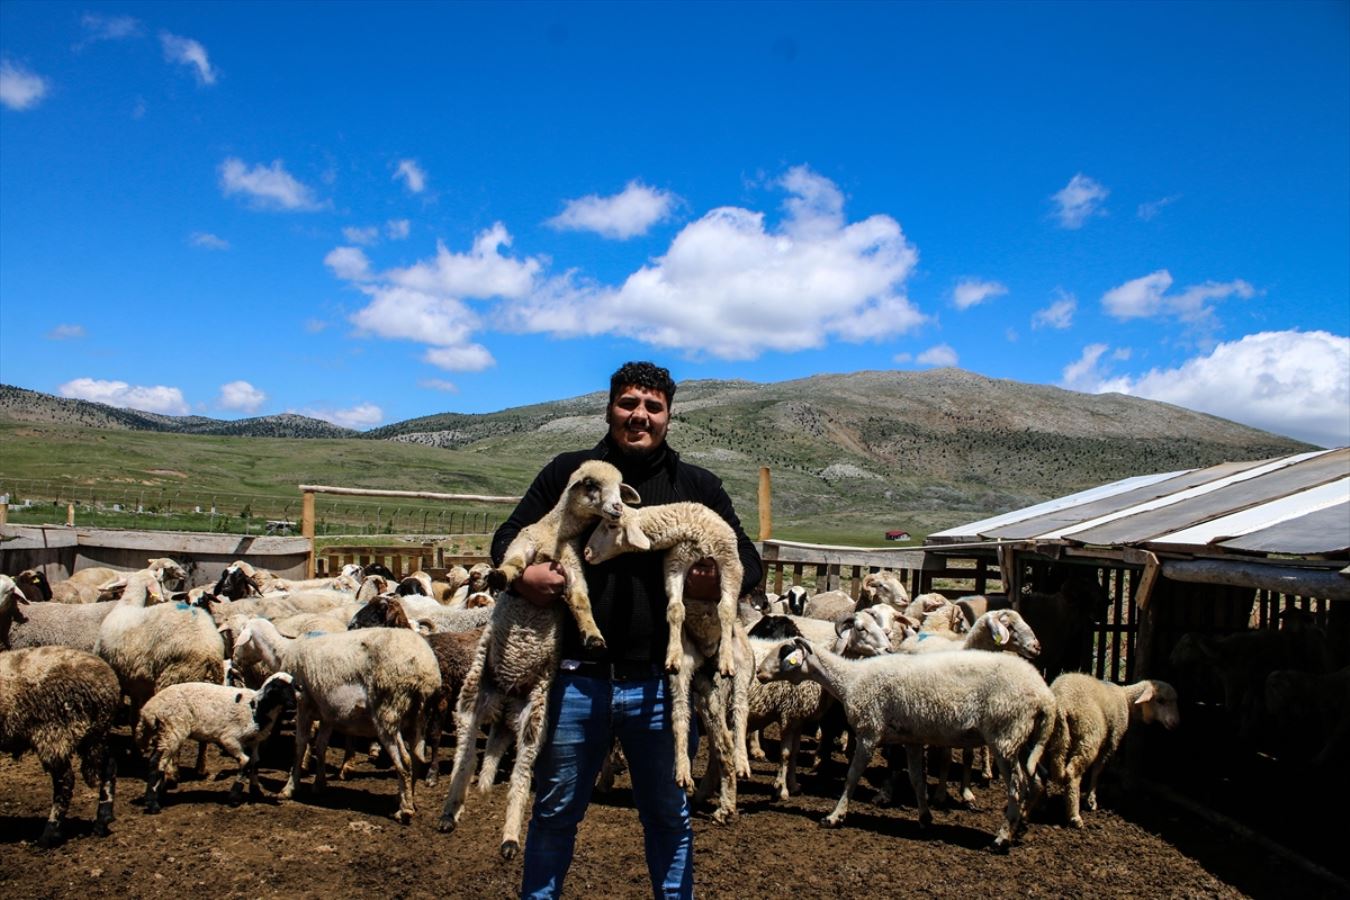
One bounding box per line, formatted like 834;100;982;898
491;435;764;665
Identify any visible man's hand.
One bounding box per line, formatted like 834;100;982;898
515;561;567;608
684;557;720;602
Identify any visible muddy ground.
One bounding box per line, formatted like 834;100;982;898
2;729;1344;899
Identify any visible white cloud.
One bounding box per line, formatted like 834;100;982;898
324;246;372;281
952;278;1007;310
342;225;380;245
190;231;230;250
1138;195;1179;221
1062;330;1350;448
499;166;925;359
218;380;266;413
1102;270;1255;325
419;378;459;392
394;159;426;193
1033;290;1077;329
547;180;678;239
159;32;217;85
46;323;86;340
59;378;189;415
386;219;411;240
77;14;142;48
300;403;384;430
1051;173;1109;229
220;158;321;211
424;345;495;372
916;344;959;367
304;318;328;334
0;60;49;110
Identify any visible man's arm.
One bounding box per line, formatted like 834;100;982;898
685;468;764;597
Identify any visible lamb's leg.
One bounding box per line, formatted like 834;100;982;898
669;643;697;791
663;563;688;673
39;758;75;848
695;674;737;824
282;701;314;799
478;717;513;790
438;654;490;833
193;740;210;778
990;753;1025;853
748;729;767;762
374;709;417;824
220;737;250;806
143;749;168;815
730;664;751;778
906;745;932;827
500;678;553;859
822;733;876;827
1064;758;1086;827
716;585;737;676
310;723;335;792
958;748;978;805
1084;752;1108;812
94;750;116;835
561;575;606;651
777;722;803;799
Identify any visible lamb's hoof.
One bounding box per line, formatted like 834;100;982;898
583;634;607;651
92;820;111;837
987;837;1012;855
665;657;682;674
500;839;520;860
437;815;457;834
710;809;736;825
918;810;933;828
143;801;162;816
750;751;768;762
36;824;63;849
228;785;245;807
1068;816;1084;829
819;815;844;829
393;809;413;825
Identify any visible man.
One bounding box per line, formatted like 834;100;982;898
492;360;763;900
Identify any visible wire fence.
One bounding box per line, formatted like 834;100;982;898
0;476;509;537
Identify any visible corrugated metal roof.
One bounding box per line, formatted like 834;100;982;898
930;448;1350;561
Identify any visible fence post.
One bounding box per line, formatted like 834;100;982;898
66;503;75;527
302;490;316;578
0;496;7;527
758;466;772;541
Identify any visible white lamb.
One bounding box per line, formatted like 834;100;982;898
1038;673;1179;827
492;459;638;651
137;672;297;813
232;617;440;823
757;635;1056;852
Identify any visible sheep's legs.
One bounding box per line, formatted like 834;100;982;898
39;759;75;848
478;720;512;790
310;724;335;792
93;751;116;835
438;647;491;832
990;753;1025;852
748;729;767;762
716;587;737;676
663;568;687;673
1064;762;1086;827
822;734;876;827
775;724;802;799
374;711;417;824
669;655;696;791
1084;755;1108;812
729;661;751;777
905;745;933;827
500;678;552;859
693;677;737;823
282;702;315;799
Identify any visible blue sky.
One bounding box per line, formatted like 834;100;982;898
2;1;1347;447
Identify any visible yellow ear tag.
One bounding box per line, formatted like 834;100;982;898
786;650;803;666
995;631;1008;646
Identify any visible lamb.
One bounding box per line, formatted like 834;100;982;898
95;570;226;727
757;636;1056;851
688;620;754;823
897;609;1042;659
1;592;118;654
583;500;745;676
856;570;910;612
1;573;30;649
0;646;121;847
802;589;857;624
16;568;102;604
1038;673;1179;827
437;590;565;859
1262;666;1350;768
231;617;440;822
136;672;297;813
492;459;637;650
1017;574;1112;681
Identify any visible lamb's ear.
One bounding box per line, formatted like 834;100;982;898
1134;683;1156;704
623;517;651;551
620;483;641;505
989;616;1010;646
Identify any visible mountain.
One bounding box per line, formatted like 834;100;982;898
0;385;356;439
0;371;1314;541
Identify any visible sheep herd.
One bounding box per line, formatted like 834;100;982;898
0;489;1341;862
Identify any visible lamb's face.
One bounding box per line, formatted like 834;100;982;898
564;461;638;524
992;610;1041;659
1137;680;1180;729
757;639;812;683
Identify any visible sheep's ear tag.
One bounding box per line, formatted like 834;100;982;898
785;649;804;667
991;619;1009;646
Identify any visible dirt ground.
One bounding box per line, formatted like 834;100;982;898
2;730;1344;900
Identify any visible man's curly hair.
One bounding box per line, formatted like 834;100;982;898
608;361;676;407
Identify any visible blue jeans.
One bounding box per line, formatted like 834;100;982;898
520;671;693;900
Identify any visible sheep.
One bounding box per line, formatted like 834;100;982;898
802;589;856;624
1262;666;1350;768
437;590;564;859
1017;574;1112;682
403;601;493;635
0;646;121;847
856;570;910;613
1;573;30;649
231;617;440;823
955;593;1013;629
211;562;265;599
16;568;102;604
766;585;808;617
421;628;486;787
95;570;226;729
898;608;1042;659
756;635;1056;851
397;571;435;598
904;593;968;637
688;621;754;824
583;500;745;677
65;566;122;589
1038;673;1180;827
492;459;637;651
136;672;297;813
1;593;118;654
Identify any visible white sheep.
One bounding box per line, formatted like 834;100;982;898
492;459;637;651
95;570;226;728
437;590;563;859
688;620;754;823
583;500;745;677
231;617;440;823
1039;673;1180;827
802;589;857;624
0;593;118;654
756;636;1056;852
856;570;910;612
0;645;121;846
137;672;297;813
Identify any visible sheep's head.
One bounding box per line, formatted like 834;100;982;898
148;557;188;591
583;508;647;564
350;594;412;630
16;569;52;602
782;585;809;617
564;460;639;524
213;564;261;600
985;609;1041;659
757;637;816;684
0;574;32;648
252;671;297;727
1134;679;1180;730
858;571;909;611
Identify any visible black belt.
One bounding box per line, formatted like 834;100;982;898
564;660;663;682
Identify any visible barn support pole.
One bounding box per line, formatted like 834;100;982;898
302;490;316;579
758;466;772;541
1161;559;1350;602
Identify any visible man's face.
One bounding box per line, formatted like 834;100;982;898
606;384;670;456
